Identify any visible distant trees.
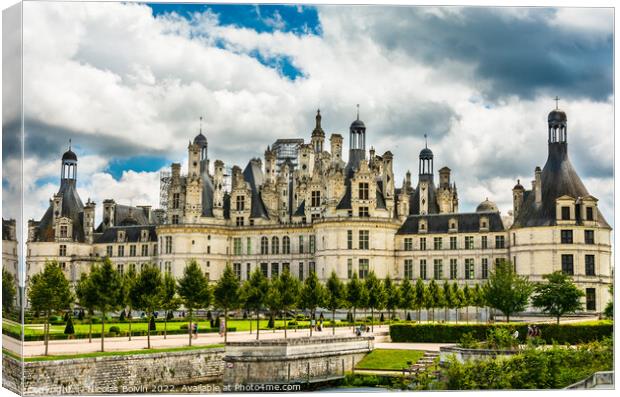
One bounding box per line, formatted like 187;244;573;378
483;260;533;323
241;268;269;340
160;272;181;339
383;276;400;324
130;265;163;348
2;267;16;315
413;279;426;322
399;278;414;321
364;272;385;331
346;273;365;325
120;267;137;341
325;271;345;335
214;264;240;342
300;271;326;337
531;271;584;325
177;260;211;346
87;257;123;351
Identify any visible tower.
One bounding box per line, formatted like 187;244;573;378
548;97;567;144
311;109;325;153
330;134;343;163
345;105;366;177
265;146;277;184
418;135;434;215
61;141;77;184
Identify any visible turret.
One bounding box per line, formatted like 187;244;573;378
311;109;325;153
330;134;343;163
83;199;96;244
265;146;277;184
534;166;542;205
102;199;116;230
512;179;524;219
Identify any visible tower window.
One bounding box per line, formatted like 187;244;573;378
585;288;596;311
404;259;413;280
585;230;595;244
59;245;67;257
236;195;245;211
172;193;180;209
358;183;369;200
358;207;369;217
561;254;574;275
165;236;172;254
172;215;179;225
358;259;369;279
358;230;369;250
311;191;321;207
60;225;68;238
560;230;573;244
585;255;595;276
347;230;353;250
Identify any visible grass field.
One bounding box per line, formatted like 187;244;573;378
355;349;425;371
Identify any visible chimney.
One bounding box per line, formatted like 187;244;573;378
534;167;542;205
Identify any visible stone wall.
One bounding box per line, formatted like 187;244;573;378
3;348;225;396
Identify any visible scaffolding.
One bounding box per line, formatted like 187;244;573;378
159;170;171;211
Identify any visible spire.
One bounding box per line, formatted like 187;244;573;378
199;116;203;134
424;133;428;149
356;104;360;121
554;96;560;110
69;138;72;151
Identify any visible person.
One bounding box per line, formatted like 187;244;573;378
355;326;362;337
193;323;198;339
219;317;226;337
311;318;316;331
527;325;533;338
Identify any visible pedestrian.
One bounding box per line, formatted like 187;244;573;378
219;317;226;337
193;323;198;339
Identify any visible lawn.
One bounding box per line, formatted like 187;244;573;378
355;349;425;371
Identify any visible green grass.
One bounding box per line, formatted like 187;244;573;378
3;344;224;362
355;349;425;371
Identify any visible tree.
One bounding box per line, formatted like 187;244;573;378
75;272;97;343
460;284;471;323
2;267;16;315
604;284;613;319
399;278;414;321
472;283;485;323
64;314;75;337
483;260;533;323
325;271;345;335
265;277;280;334
177;260;211;346
364;271;385;332
346;274;366;326
120;267;137;341
214;264;240;343
531;271;584;325
383;276;400;324
28;260;74;355
413;279;426;323
426;279;442;322
160;272;181;339
130;265;163;348
240;268;269;340
442;281;454;322
274;270;300;338
87;258;123;351
299;270;326;337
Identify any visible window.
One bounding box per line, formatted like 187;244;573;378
450;237;457;250
585;255;595;276
130;263;136;273
272;237;279;254
586;207;594;221
60;225;68;238
358;207;369;217
495;236;505;249
359;182;369;200
586;288;596;311
560;230;573;244
233;238;242;255
434;237;442;250
359;230;369;250
129;245;136;257
465;236;474;250
207;246;211;254
311;190;321;207
172;193;180;209
282;262;290;273
404;238;413;251
282;236;290;254
153;244;157;255
465;259;474;280
420;259;427;280
561;254;574;275
236;217;244;226
164;262;172;274
236;195;245;211
261;237;269;254
404;259;414;280
481;258;489;279
172;215;179;225
561;206;570;220
450;259;457;279
165;236;172;254
299;236;304;254
106;245;113;257
309;236;316;253
358;259;369;279
246;238;252;255
585;230;595;244
481;236;488;249
348;259;353;279
420;237;427;251
271;263;279;278
260;263;268;277
118;245;125;257
117;264;124;276
59;245;67;256
347;230;353;250
298;262;304;280
246;263;251;280
433;259;443;280
309;262;316;274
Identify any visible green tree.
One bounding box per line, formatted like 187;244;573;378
383;276;400;324
160;272;181;339
241;268;269;340
214;264;240;343
325;271;345;335
88;258;124;351
604;284;613;319
471;283;485;323
130;265;163;348
531;271;585;325
273;270;300;338
364;271;385;332
177;260;211;346
64;314;75;336
442;281;454;322
346;273;366;326
426;279;442;322
456;283;467;323
300;270;326;337
413;279;426;322
2;267;16;315
75;272;97;343
399;278;414;321
28;260;74;355
483;260;533;323
265;277;281;334
120;267;137;341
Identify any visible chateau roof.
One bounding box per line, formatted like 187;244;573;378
397;211;504;235
94;225;157;244
242;160;269;219
34;180;85;242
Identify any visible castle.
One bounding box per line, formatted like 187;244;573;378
23;107;612;312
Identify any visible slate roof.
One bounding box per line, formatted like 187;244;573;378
94;225;157;244
242;160;269;219
294;200;306;217
408;176;440;215
95;204;151;232
2;219;15;241
202;171;215;217
34;180;85;242
397;211;505;235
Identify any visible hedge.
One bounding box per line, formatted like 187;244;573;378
3;327;237;342
389;321;613;345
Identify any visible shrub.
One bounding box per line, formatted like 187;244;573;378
180;324;189;330
406;312;412;321
380;313;385;322
109;326;120;334
484;327;518;350
288;321;297;327
166;310;174;320
458;332;479;349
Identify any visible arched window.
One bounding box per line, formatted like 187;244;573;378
272;236;279;254
261;237;269;255
282;236;290;254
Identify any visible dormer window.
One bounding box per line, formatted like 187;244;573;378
117;230;125;242
586;207;594;221
60;225;68;238
479;216;489;231
448;218;458;232
358;183;369;200
141;229;148;242
418;219;427;233
561;206;570;220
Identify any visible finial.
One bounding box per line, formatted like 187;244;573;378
356;104;359;120
69;138;72;150
199;116;203;134
517;179;521;184
554;96;560;110
424;133;428;148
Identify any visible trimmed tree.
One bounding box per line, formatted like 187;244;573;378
325;271;345;335
88;258;124;352
346;273;366;326
472;283;485;323
483;260;533;323
442;281;454;322
383;276;400;324
130;265;163;349
460;284;471;323
531;271;585;325
214;264;241;343
28;260;74;355
75;272;97;343
160;272;181;339
413;279;426;323
273;269;300;338
177;260;211;346
453;283;465;323
2;267;16;315
426;279;442;322
399;278;414;322
64;314;75;337
241;268;269;340
299;270;326;337
364;271;385;332
120;267;137;341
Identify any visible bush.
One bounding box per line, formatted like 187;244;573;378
180;324;189;330
484;327;519;350
458;332;479;349
109;326;120;334
406;312;412;321
380;313;385;322
166;310;174;320
288;321;297;327
390;321;613;345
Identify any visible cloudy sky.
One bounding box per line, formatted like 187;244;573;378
2;2;614;230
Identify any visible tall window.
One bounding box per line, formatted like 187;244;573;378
246;263;251;280
141;244;148;256
585;255;595;276
481;236;488;249
236;195;245;211
495;235;505;249
233;238;242;255
172;215;179;224
358;207;369;217
60;225;68;238
465;259;474;280
420;237;427;251
271;263;279;278
404;238;413;251
434;237;442;250
420;259;427;280
433;259;443;280
347;259;353;279
298;262;304;280
164;262;172;274
299;236;304;254
347;230;353;249
272;237;279;254
246;237;252;255
260;237;269;254
585;288;596;311
359;230;369;250
449;259;457;279
561;254;574;275
233;263;242;279
359;182;369;200
450;236;457;250
358;259;369;279
130;263;137;273
561;206;570;220
130;245;136;257
309;262;316;274
586;207;594;221
165;236;172;254
481;258;489;279
260;263;268;277
117;264;124;276
59;245;67;256
584;230;595;244
282;262;290;273
118;245;125;257
172;193;180;209
465;236;474;250
404;259;414;280
236;217;244;226
309;235;316;253
282;236;291;254
106;245;113;257
311;191;321;207
560;230;573;244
